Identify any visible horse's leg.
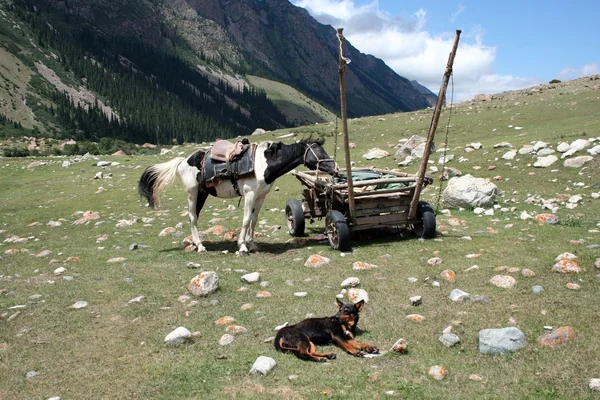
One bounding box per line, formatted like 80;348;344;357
238;192;257;255
246;195;266;253
189;190;209;252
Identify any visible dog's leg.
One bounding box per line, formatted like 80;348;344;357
301;342;335;362
333;338;379;357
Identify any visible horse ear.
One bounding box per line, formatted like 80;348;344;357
316;137;325;146
264;142;282;162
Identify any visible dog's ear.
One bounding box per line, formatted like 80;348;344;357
336;298;343;309
354;300;365;312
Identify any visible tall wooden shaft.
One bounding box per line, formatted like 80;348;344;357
408;30;461;220
337;28;356;222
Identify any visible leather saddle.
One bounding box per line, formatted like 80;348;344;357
202;139;256;192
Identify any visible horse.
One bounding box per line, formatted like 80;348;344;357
138;137;338;255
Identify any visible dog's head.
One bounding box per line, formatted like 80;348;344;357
334;299;364;332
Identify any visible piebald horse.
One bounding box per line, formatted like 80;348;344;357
138;138;337;255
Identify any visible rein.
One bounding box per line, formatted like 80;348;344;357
303;143;337;173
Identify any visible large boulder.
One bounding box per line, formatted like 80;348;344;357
442;175;497;208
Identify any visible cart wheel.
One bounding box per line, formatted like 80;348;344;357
326;210;351;251
286;199;305;237
412;201;436;239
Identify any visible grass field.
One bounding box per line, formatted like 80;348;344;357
1;78;599;399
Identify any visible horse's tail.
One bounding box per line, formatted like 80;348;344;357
138;157;185;208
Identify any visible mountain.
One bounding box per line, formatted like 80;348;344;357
0;0;436;147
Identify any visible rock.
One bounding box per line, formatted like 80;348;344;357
158;227;176;236
533;155;558;168
551;259;582;274
564;156;593;168
469;374;483;381
215;316;234;325
449;289;470;302
532;285;544;294
554;252;577;261
439;166;462;181
537;148;555;156
440;270;456;282
225;325;248;334
442;174;497;208
588;145;600;155
363;148;390;160
478;327;527;354
489;275;517;288
353;261;378;270
502;150;517;160
106;257;126;263
533;141;548;151
341;277;360;288
556;142;571;153
252;128;266;135
241;272;260;283
304;254;330;267
347;288;369;303
54;267;66;275
293;292;308;297
439;333;460;347
70;301;88;309
427;257;442;265
566;282;581;290
519;145;535;155
249;356;276;376
188;271;219;296
395;135;429;161
165;326;192;346
537;326;576;348
428;365;448;380
534;213;559;224
219;334;234;345
409;296;422;306
390;338;408;353
521;268;536;278
406;314;425;322
590;379;600;392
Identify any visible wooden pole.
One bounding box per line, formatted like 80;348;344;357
337;28;356;223
408;29;461;221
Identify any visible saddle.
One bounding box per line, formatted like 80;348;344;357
202;139;256;194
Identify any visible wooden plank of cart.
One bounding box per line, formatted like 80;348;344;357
285;29;461;252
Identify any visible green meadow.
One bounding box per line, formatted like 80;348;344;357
1;79;599;399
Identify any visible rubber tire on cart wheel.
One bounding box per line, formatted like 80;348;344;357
412;201;436;239
326;210;351;251
285;199;305;236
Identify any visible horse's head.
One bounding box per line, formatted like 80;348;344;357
303;138;338;175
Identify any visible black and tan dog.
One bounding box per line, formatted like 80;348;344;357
274;299;379;361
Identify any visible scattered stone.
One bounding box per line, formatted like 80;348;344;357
294;292;308;297
489;275;517;288
188;271;219;296
106;257;126;263
439;333;460;347
219;334;235;345
249;356;276;376
521;268;536;278
353;261;378;270
409;296;422;306
552;259;582;274
256;290;272;298
440;270;456;282
127;295;145;304
427;257;442;265
534;213;559;224
589;379;600;392
341;277;360;288
241;272;260;283
165;326;192;346
537;326;576;348
532;285;544;294
158;227;177;236
533;155;558;168
54;266;66;275
406;314;425;322
390;338;408;353
564;156;593;168
70;301;88;309
215;316;234;325
347;288;369;303
304;254;330;267
566;282;581;290
428;365;448;380
469;374;483;381
449;289;470;302
363;148;390;160
225;325;248;335
478;327;527;354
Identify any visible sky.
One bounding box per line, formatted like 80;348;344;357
292;0;600;102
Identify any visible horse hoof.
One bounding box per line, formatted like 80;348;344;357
196;246;207;253
238;250;249;257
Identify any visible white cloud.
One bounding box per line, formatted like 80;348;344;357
293;0;539;102
450;3;465;22
558;64;599;80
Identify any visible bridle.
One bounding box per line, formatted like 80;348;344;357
303;143;339;173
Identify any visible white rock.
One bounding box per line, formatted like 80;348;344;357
165;326;192;346
442;175;497;208
128;295;145;304
347;288;369;303
569;139;590;151
294;292;308;297
520;211;533;220
588;145;600;155
241;272;260;283
533;141;548;151
449;289;470;302
519;145;534;155
569;195;583;203
556;142;571;153
341;277;360;288
188;271;219;296
249;356;276;376
71;301;88;309
533;155;558;168
590;378;600;392
502;150;517;160
219;334;234;345
473;207;485;215
54;267;66;275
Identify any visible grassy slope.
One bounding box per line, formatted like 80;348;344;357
1;80;599;399
247;75;336;126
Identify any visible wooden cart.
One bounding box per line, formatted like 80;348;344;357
284;29;460;251
285;167;436;251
